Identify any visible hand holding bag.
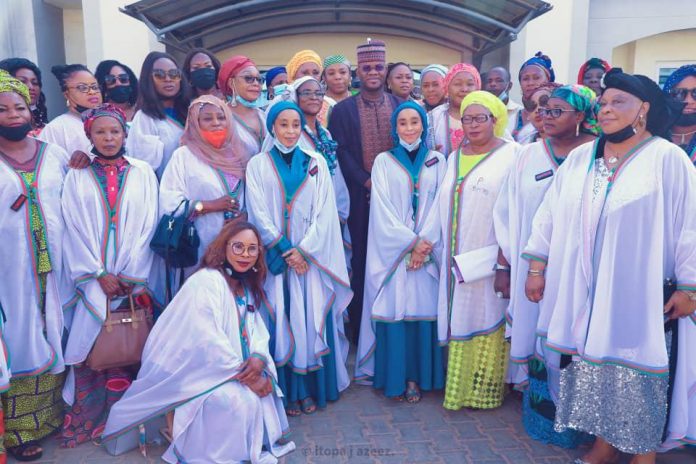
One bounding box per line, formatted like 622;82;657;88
86;293;153;371
149;199;200;268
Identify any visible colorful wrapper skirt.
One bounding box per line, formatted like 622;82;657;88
443;326;508;410
1;373;64;448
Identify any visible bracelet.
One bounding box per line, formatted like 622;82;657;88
95;267;107;279
527;269;545;277
494;263;511;272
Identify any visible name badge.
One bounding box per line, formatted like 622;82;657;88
309;165;319;176
10;193;27;211
425;157;439;168
534;170;553;182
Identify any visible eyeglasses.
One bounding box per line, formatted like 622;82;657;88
461;114;492;125
104;73;130;86
297;90;326;99
670;88;696;102
152;69;182;81
360;64;385;73
538;108;577;119
238;75;263;85
228;241;260;257
68;83;100;94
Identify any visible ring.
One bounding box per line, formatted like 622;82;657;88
230;199;237;207
496;291;504;299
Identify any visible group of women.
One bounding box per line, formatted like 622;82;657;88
0;44;695;464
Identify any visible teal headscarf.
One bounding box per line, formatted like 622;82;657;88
265;100;306;136
390;101;429;146
549;85;600;136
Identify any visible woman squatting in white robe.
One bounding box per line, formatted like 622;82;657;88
158;95;251;297
522;69;696;457
60;105;158;446
102;224;295;464
246;101;352;415
355;101;446;401
422;91;518;410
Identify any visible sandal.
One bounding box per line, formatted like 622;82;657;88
404;385;421;403
285;401;302;417
300;397;317;415
8;442;43;462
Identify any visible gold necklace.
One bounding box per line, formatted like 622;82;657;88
673;129;696;145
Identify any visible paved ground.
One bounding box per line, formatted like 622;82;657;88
8;382;696;464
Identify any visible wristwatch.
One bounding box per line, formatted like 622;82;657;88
194;201;204;213
493;263;511;272
683;290;696;302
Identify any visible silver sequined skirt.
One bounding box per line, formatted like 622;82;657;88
554;359;668;454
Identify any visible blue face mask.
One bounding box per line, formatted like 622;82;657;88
236;94;261;108
498;90;509;102
272;83;289;97
399;137;421;152
273;138;297;154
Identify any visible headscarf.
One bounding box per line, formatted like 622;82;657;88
459;90;508;138
421;64;448;80
265;100;306;136
602;67;683;138
577;58;611;84
0;69;31;105
265;66;287;86
519;52;555;83
323;55;351;70
286;50;322;83
217;55;256;95
550;85;600;135
0;58;48;127
82;103;128;138
663;64;696;95
444;63;481;91
390;101;428;145
180;95;250;178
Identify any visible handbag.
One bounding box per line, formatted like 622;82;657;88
86;293;153;371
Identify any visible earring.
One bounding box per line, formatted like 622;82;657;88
252;266;258;273
575;123;580;137
66;99;70;108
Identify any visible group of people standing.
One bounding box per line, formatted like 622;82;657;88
0;37;695;464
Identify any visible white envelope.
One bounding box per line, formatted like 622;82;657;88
450;244;499;283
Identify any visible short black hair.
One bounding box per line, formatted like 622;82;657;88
137;51;190;123
94;59;139;106
50;63;91;91
385;62;412;95
0;57;48;127
182;48;221;92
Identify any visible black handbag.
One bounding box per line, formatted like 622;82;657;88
150;200;200;300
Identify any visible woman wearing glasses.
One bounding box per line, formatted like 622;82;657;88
103;221;295;463
426;91;518;411
521;83;562;144
38;64;102;156
246;101;352;417
94;60;138;122
218;55;266;159
126;51;189;178
493;85;598;448
664;64;696;161
159;95;250;292
523;69;693;464
513;53;555;144
427;63;481;156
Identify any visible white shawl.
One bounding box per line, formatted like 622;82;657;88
126;110;184;178
38;112;91;155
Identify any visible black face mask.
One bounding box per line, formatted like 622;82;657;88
604;108;642;143
75;104;92;114
0;123;33;141
190;68;217;91
91;145;126;159
223;261;254;281
107;86;132;104
676;112;696;127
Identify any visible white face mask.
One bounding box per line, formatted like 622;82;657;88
273;138;297;154
399;137;421;152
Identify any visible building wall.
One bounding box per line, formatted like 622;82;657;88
612;29;696;81
32;0;68;119
216;33;467;70
63;8;86;65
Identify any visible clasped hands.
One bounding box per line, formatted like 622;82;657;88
283;248;309;275
234;357;273;398
408;239;432;271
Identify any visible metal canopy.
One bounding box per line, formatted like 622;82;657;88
121;0;551;60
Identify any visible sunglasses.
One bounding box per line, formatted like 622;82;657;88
68;83;100;94
297;90;326;99
360;64;385;73
238;75;263;85
523;94;550;112
539;108;577;119
670;88;696;102
104;73;130;86
228;242;260;257
152;69;182;81
461;114;492;125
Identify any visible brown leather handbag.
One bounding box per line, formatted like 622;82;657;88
86;293;153;371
